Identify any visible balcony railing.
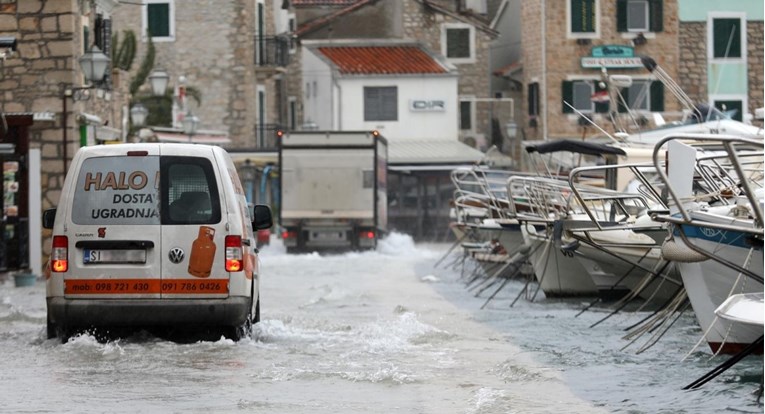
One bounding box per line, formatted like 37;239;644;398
254;123;285;150
254;35;291;67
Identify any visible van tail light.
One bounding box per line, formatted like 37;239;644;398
360;230;375;239
51;235;68;273
281;230;296;239
225;235;243;272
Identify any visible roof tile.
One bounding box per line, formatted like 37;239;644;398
316;46;447;75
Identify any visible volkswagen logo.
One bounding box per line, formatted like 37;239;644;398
168;247;185;264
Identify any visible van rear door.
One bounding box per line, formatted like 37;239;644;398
64;150;162;298
158;154;228;299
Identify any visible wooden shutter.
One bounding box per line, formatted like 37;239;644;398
616;0;627;32
650;81;664;112
562;81;574;113
617;88;629;113
649;0;663;32
148;3;170;37
713;18;742;58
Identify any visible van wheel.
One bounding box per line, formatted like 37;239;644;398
46;315;56;340
254;298;260;324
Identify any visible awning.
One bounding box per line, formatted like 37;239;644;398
155;131;231;145
387;139;487;165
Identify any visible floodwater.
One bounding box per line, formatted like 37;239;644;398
0;233;761;413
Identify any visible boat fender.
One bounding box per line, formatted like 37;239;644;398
660;239;708;263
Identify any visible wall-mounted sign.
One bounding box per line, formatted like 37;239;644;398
409;100;446;112
581;45;642;69
591;45;634;58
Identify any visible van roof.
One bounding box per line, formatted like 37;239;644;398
74;143;224;157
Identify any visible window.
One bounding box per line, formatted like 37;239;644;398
364;87;397;121
460;100;472;130
288;97;297;131
569;0;597;35
144;0;174;41
72;156;161;225
442;23;474;62
528;83;540;116
616;0;662;33
617;80;664;112
714;100;743;122
162;157;221;225
712;18;742;59
561;80;609;114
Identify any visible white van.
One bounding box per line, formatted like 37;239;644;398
42;143;272;342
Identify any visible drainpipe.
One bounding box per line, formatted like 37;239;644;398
541;0;547;140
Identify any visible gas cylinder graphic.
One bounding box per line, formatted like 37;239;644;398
188;226;216;278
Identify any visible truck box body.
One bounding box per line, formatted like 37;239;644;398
279;131;387;252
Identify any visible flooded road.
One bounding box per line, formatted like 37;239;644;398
0;233;760;413
0;234;601;414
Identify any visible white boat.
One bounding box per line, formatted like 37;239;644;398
653;134;764;354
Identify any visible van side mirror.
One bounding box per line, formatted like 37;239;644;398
42;208;56;229
252;204;273;231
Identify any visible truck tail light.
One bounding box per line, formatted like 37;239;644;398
51;235;68;273
281;230;296;239
225;235;243;272
360;230;375;239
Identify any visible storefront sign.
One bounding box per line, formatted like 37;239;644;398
409;100;446;112
582;45;642;69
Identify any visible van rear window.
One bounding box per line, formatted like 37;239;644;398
71;156;221;226
72;156;161;225
161;156;221;225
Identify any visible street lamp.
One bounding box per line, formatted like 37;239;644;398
182;109;199;142
130;102;148;127
78;46;110;87
62;45;111;171
148;69;169;97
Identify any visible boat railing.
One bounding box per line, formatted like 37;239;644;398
569;162;667;231
651;134;765;235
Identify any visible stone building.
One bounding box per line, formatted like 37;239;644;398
676;0;763;122
0;0;127;273
289;0;504;151
518;0;683;141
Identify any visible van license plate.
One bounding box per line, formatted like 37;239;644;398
83;249;146;264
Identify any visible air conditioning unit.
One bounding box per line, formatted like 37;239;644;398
464;0;487;14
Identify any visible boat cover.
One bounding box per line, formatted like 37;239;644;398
525;140;627;156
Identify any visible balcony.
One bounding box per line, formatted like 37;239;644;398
254;35;291;68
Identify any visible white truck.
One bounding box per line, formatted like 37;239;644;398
278;130;388;253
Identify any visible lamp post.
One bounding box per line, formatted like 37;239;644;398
148;69;190;130
182;109;199;142
62;45;110;171
505;120;518;166
130;103;148;142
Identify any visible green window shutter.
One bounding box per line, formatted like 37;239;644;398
713;18;741;58
148;3;170;37
562;81;574;113
594;82;609;113
460;101;472;129
617;88;629;113
572;0;596;33
571;0;583;32
649;0;663;32
616;0;627;32
650;81;664;112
